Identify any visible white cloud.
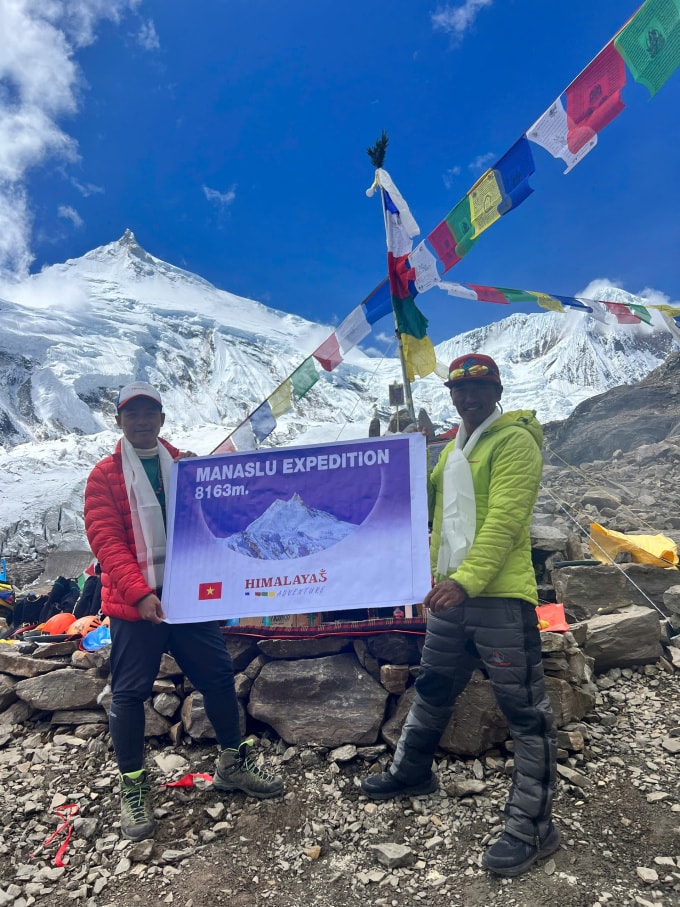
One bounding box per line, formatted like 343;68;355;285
137;19;159;51
0;0;137;280
203;184;237;209
432;0;494;41
58;204;83;227
70;177;105;197
442;165;462;189
468;151;495;172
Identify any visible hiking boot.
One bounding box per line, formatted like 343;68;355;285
119;770;155;841
482;822;561;877
360;770;438;801
213;738;284;799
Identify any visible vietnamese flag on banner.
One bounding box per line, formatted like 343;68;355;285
198;582;223;601
565;42;627;153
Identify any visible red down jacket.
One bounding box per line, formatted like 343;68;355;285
84;437;181;622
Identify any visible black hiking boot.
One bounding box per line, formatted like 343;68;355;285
213;738;283;799
482;822;561;877
119;770;155;841
360;770;438;801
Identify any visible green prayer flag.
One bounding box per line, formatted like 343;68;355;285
614;0;680;96
627;303;653;324
495;287;540;304
444;196;479;259
290;357;319;399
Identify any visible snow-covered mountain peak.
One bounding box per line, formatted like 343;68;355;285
0;232;676;557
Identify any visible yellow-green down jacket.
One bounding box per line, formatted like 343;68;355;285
428;410;543;605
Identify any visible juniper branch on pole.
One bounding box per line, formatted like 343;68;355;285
367;131;389;169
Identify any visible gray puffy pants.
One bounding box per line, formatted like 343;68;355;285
391;596;556;844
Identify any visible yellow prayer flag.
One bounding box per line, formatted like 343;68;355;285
267;381;292;418
534;293;565;313
469;169;502;239
401;334;436;382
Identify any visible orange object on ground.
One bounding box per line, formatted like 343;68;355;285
41;612;76;635
66;615;101;636
535;603;570;633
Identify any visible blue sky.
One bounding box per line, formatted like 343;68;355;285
2;0;679;347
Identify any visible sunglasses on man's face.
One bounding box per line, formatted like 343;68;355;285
449;363;494;380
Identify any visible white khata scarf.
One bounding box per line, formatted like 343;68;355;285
120;438;174;590
436;406;502;578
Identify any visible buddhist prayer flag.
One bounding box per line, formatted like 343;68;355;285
250;401;276;443
614;0;680;97
427;219;462;272
468;284;509;305
587;300;609;323
267;382;292;419
408;242;441;293
565;42;627;153
626;302;653;324
290;357;319;399
552;295;593;312
527;97;598;173
231;422;257;451
495;287;539;304
380;181;436;380
335;305;371;354
469;169;502;238
312;333;343;371
212;436;237;455
602;301;641;323
494;137;535;215
362;279;392;325
534;293;565;313
438;280;478;300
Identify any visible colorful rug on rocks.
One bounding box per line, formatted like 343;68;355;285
222;616;427;639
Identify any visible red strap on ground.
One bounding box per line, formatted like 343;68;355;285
162;772;213;788
31;803;80;867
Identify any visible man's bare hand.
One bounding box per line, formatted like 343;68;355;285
177;451;197;459
137;594;166;624
424;580;467;614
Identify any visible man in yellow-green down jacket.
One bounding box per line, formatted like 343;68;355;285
362;353;559;879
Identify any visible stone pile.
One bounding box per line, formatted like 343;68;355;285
0;600;676;762
0;658;678;907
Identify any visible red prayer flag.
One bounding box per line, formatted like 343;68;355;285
312;333;343;372
602;302;641;324
468;284;510;305
565;42;626;153
198;582;223;600
427;221;462;273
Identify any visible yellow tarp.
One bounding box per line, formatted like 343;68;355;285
590;522;679;568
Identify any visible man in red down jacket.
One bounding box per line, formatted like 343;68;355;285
85;381;283;841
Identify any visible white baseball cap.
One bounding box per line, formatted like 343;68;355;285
116;381;163;411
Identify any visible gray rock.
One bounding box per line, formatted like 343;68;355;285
581;606;664;672
257;636;350;659
248;654;388;746
0;649;62;678
15;668;106;711
368;842;415;869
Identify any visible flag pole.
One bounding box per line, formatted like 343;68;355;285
379;187;417;426
367;131;416;426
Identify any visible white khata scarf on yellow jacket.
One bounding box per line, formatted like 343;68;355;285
436;406;502;579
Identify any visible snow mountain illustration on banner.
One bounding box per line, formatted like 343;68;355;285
223;493;357;560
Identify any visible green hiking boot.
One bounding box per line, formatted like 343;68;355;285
213;738;284;799
119;769;155;841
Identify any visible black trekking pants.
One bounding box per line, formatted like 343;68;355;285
391;596;557;844
109;618;241;774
